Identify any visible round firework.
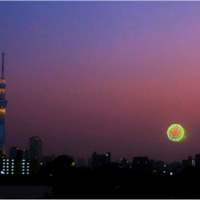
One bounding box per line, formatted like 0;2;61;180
167;124;184;142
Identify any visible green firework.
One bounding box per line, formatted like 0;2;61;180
167;124;184;142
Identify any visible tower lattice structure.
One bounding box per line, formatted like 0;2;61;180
0;53;7;155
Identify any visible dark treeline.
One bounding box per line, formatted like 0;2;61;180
0;155;200;198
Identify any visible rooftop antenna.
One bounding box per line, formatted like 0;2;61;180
2;53;4;79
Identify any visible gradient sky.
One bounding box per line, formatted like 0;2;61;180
1;1;200;163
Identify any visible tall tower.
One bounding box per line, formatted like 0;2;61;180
0;53;7;155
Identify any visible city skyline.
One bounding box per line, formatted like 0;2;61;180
6;134;200;166
1;2;200;163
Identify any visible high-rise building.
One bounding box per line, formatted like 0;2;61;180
0;53;7;156
29;136;43;162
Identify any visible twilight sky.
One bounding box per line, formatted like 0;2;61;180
1;1;200;163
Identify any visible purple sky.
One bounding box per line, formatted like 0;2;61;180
1;2;200;163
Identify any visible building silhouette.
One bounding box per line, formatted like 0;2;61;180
29;136;43;162
195;154;200;166
118;157;130;168
154;160;166;172
132;156;156;173
10;147;29;160
22;149;29;159
0;53;7;156
91;152;111;169
10;147;22;159
182;156;195;168
77;158;85;167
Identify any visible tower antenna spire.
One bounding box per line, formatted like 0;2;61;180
2;53;4;79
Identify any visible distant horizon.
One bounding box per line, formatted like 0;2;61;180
5;139;200;165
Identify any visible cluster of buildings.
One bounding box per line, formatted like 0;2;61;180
131;154;200;175
0;136;50;175
0;53;56;175
77;152;200;176
2;145;199;176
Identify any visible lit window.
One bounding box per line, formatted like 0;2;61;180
3;169;5;171
22;172;25;175
11;172;14;175
6;166;9;168
11;169;14;171
163;171;166;173
12;159;14;161
22;163;25;165
27;172;29;175
27;166;29;168
22;169;25;171
6;169;9;171
6;172;9;175
3;162;5;165
170;172;173;176
27;169;29;171
22;166;25;168
3;159;5;161
6;163;9;165
11;166;14;168
27;163;29;165
6;159;9;161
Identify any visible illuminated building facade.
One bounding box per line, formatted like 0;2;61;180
2;158;30;175
0;147;30;175
0;53;7;155
29;136;43;162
